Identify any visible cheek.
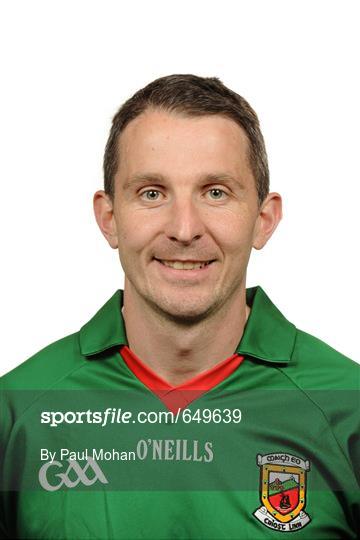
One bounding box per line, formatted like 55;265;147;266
116;210;158;254
213;213;255;255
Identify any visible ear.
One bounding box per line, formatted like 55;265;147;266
252;192;282;250
93;190;118;249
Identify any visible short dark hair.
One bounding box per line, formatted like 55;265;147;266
103;74;269;204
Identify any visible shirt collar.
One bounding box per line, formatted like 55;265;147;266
236;286;296;363
79;286;296;364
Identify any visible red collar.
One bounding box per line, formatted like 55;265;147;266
119;345;244;413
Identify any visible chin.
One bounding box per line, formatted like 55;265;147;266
150;296;218;326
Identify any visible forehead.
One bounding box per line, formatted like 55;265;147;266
116;109;252;178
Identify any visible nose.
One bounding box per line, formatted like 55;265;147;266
165;197;206;245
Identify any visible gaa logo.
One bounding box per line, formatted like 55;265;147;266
38;458;108;492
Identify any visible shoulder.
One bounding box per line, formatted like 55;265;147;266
1;331;84;391
283;328;359;480
0;332;87;443
289;328;359;390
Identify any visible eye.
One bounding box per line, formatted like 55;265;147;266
140;189;162;201
207;188;227;200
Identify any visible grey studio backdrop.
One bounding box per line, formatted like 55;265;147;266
0;0;359;375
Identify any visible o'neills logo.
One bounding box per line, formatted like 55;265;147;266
253;452;311;532
136;439;214;462
39;458;108;492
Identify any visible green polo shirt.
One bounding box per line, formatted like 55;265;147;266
1;286;359;539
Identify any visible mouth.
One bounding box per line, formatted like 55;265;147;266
153;258;216;270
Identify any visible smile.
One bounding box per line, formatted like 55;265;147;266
154;259;215;270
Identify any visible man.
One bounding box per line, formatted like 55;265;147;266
1;75;358;539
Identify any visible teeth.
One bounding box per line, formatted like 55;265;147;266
159;260;211;270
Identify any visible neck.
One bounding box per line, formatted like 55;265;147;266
122;282;250;386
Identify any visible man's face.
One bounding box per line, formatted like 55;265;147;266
109;109;265;323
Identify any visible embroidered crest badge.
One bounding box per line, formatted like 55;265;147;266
253;452;311;532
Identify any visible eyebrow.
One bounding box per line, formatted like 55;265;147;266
122;172;245;191
122;173;166;191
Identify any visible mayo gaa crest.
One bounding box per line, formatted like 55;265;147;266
253;453;311;532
